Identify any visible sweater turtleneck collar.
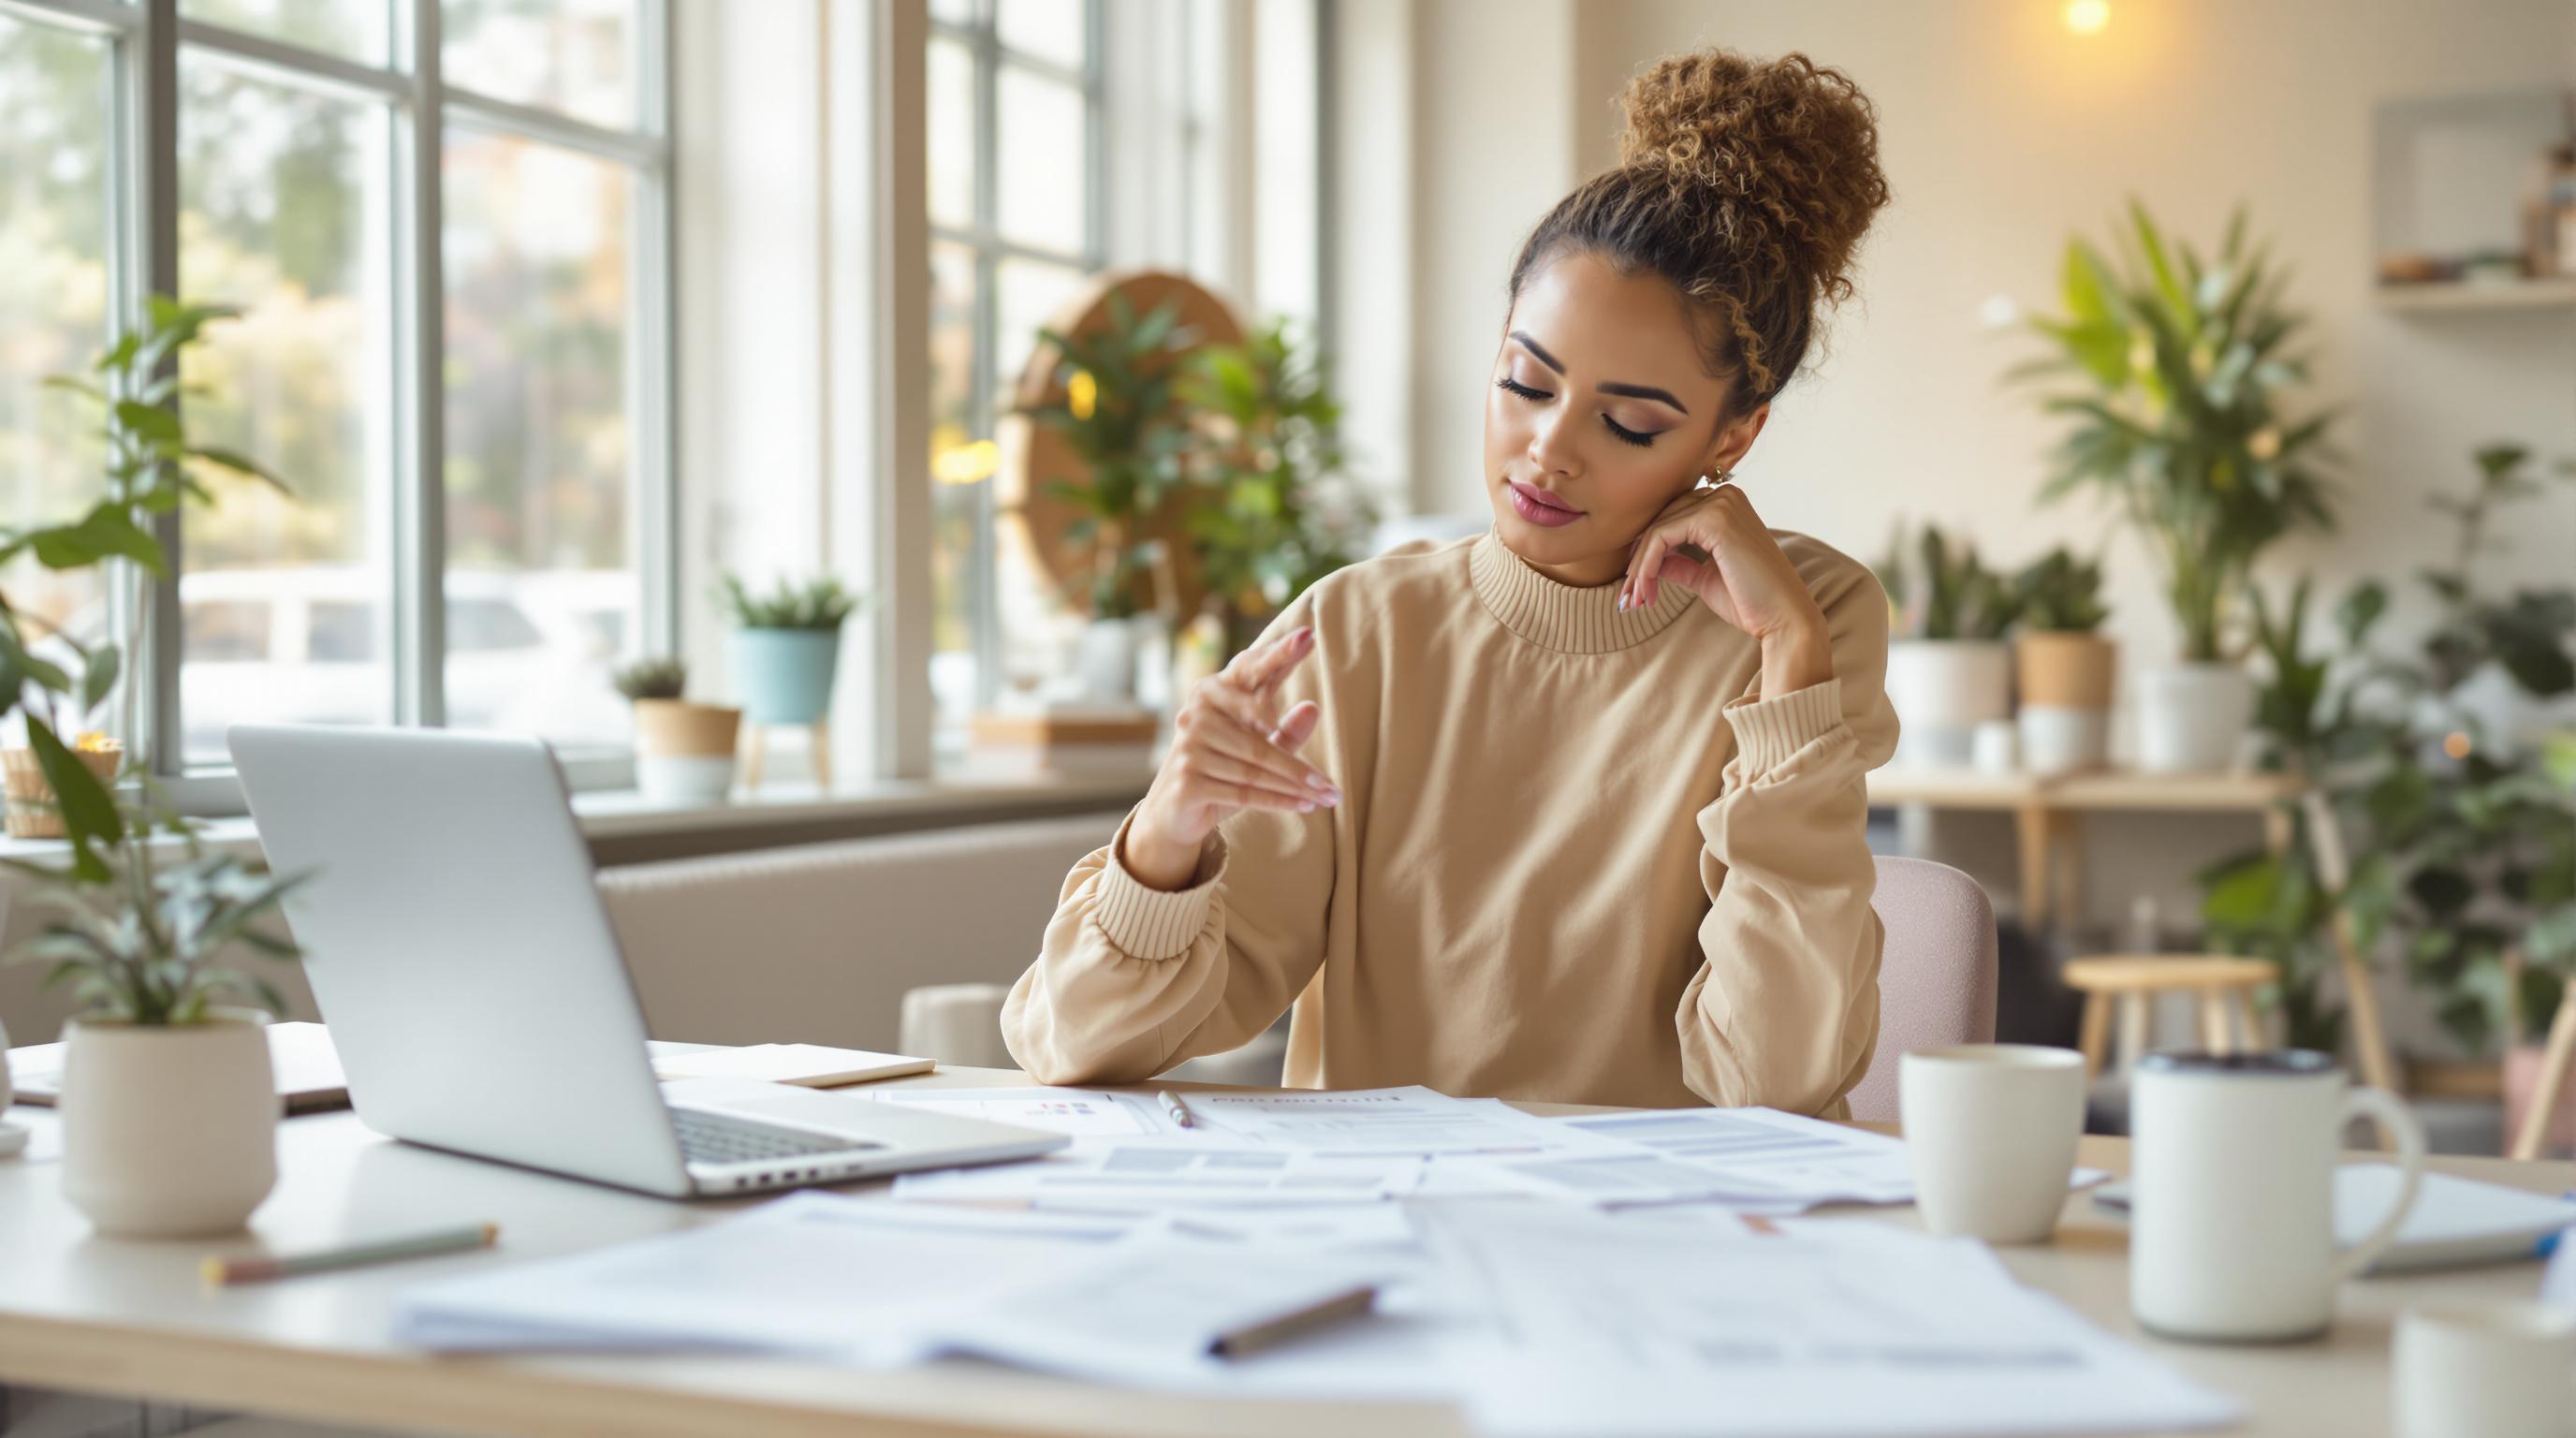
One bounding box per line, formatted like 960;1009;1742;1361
1467;525;1697;654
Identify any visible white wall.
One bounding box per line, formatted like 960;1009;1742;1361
1337;0;2576;960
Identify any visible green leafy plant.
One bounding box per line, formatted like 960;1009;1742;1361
1172;320;1377;654
2197;576;2400;1053
721;574;861;631
2013;200;2339;663
1019;295;1197;619
611;656;688;702
1876;522;2024;639
2012;547;2111;633
2198;443;2576;1056
3;796;307;1025
10;297;285;881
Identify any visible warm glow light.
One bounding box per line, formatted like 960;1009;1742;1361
2065;0;2111;34
2443;730;2473;760
932;438;998;485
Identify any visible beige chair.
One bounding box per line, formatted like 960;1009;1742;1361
596;812;1131;1051
1841;856;1999;1124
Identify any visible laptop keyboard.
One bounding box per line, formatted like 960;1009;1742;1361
670;1108;881;1167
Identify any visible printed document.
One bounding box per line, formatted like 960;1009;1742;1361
1418;1201;2241;1436
893;1140;1425;1210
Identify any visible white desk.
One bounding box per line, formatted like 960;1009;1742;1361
2;1065;2569;1438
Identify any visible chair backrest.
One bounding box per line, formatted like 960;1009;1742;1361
1845;855;1998;1123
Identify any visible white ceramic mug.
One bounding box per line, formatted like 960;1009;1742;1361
2130;1049;2425;1342
1900;1044;2086;1243
2393;1302;2576;1438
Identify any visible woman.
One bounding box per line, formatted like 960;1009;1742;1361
1003;47;1900;1117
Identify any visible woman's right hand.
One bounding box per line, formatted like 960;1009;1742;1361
1122;624;1339;891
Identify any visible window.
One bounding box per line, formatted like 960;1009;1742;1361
0;0;670;794
926;0;1103;741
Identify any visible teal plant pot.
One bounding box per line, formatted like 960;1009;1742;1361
732;627;842;725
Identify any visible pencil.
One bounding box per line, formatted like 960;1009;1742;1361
202;1223;499;1285
1158;1089;1198;1129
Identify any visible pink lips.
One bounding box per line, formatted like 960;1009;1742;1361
1506;480;1584;529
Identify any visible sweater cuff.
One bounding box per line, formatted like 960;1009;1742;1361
1094;808;1226;961
1723;677;1846;775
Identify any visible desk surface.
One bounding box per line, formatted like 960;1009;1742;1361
2;1065;2569;1438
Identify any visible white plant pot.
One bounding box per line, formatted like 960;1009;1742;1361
60;1010;279;1237
1077;619;1140;702
2018;705;2113;776
2137;663;2256;773
636;754;736;803
1885;639;2012;768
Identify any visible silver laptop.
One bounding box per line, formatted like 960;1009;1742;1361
229;723;1065;1198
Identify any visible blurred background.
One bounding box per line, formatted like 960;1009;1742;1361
0;0;2570;1150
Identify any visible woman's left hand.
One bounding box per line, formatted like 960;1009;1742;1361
1620;481;1837;699
1618;482;1822;639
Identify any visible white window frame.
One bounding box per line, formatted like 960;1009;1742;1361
928;0;1105;725
0;0;677;810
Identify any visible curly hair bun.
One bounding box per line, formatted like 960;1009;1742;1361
1511;47;1890;405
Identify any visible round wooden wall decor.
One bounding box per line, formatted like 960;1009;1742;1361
995;269;1246;622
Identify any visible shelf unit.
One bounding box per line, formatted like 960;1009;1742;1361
2376;276;2576;314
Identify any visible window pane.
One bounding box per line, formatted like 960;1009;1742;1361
995;66;1086;255
443;129;640;747
929;241;979;728
993;256;1086;402
0;15;113;738
183;0;390;66
929;0;978;27
995;0;1085;68
178;52;396;766
443;0;634;131
928;37;976;233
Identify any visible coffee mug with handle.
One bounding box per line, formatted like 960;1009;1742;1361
2130;1049;2425;1342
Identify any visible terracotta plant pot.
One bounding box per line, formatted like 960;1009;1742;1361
632;699;741;803
60;1009;280;1237
2;741;123;840
2016;631;2117;710
2015;633;2117;775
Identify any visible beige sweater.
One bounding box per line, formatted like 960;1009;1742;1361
1003;526;1900;1116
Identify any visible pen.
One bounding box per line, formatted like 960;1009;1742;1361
202;1222;500;1286
1158;1090;1197;1129
1208;1284;1378;1358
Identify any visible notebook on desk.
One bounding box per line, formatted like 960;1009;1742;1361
7;1025;931;1113
2094;1166;2576;1272
8;1020;352;1114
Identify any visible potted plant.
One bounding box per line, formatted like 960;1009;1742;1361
3;805;308;1235
1172;319;1377;659
1019;295;1196;700
1875;522;2023;770
2011;547;2115;774
723;573;862;729
616;656;739;802
2016;200;2339;771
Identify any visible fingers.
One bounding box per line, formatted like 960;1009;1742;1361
1186;752;1330;814
1228;624;1316;696
1269;700;1322;753
1202;706;1339;800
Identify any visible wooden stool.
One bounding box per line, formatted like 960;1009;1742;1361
2063;954;2281;1086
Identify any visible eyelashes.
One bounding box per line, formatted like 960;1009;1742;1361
1494;376;1661;449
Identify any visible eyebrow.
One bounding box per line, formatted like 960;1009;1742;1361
1507;331;1690;416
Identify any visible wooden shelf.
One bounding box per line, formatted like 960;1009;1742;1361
2374;277;2576;313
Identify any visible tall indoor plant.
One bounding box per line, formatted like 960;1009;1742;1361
1019;295;1195;700
2017;200;2340;770
1875;521;2022;770
2;297;306;1236
1172;319;1376;658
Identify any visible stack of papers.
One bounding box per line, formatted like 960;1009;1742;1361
390;1082;2234;1435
